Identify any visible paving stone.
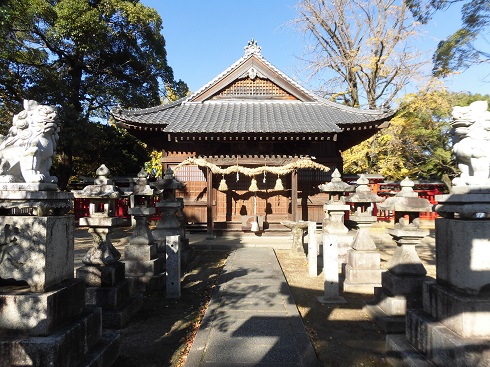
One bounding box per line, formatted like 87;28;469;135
184;248;320;367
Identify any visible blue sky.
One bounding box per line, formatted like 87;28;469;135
142;0;490;101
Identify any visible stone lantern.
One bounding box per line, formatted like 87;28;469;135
343;174;385;294
318;169;355;264
152;167;186;250
75;164;122;265
365;177;432;332
151;167;187;299
318;168;355;234
345;174;384;228
74;164;142;328
124;168;165;294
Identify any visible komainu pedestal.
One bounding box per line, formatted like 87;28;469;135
386;103;490;367
0;101;119;367
0;187;119;367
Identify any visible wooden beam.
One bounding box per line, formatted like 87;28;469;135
291;170;298;221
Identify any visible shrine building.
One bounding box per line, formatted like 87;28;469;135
112;40;394;235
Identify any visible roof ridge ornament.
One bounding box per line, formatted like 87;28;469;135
244;38;261;56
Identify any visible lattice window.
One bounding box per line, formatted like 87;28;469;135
170;165;205;182
298;169;330;182
212;77;296;100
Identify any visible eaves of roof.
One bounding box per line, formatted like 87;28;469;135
112;100;394;134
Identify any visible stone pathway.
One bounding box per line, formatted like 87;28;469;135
184;247;320;367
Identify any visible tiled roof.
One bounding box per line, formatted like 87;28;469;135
113;100;393;134
112;40;395;134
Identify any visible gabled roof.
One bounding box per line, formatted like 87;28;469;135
112;40;394;135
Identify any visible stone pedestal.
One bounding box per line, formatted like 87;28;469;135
281;220;309;256
387;200;490;366
343;228;382;294
364;224;430;333
77;261;143;329
0;215;73;292
124;206;165;294
386;104;490;366
0;184;120;366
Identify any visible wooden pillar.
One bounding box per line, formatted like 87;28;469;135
206;168;214;235
291;170;298;221
161;149;168;172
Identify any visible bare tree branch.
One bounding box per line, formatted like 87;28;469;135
293;0;429;108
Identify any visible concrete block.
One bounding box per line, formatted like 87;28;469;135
0;279;85;336
347;250;381;269
423;281;490;338
406;309;490;367
0;215;74;292
124;257;164;277
363;303;406;333
127;273;165;294
0;307;106;367
79;330;121;367
436;218;490;294
385;334;434;367
101;293;143;329
343;281;378;294
85;280;131;310
344;264;382;284
382;271;428;297
123;244;157;261
76;262;125;287
377;293;407;316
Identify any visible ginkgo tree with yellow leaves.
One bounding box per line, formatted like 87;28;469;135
343;87;490;181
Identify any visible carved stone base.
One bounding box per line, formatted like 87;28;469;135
0;307;120;367
0;215;74;292
77;262;142;329
0;279;85;336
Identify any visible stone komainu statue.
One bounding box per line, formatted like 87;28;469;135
0;100;59;184
451;101;490;187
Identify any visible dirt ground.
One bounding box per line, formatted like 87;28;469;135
78;227;436;367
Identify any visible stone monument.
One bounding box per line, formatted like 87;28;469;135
74;164;142;328
364;177;432;332
387;101;490;366
0;100;119;366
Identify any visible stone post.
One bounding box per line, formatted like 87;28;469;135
308;221;318;276
317;234;346;303
166;234;181;299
